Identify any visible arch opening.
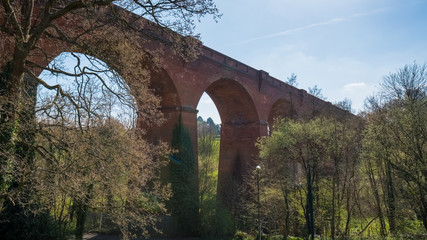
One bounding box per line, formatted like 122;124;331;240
197;78;261;221
20;51;173;237
37;52;138;127
196;92;221;235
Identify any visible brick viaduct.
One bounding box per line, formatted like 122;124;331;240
0;4;349;216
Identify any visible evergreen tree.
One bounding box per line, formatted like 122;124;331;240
169;116;200;236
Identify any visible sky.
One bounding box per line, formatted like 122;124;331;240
195;0;427;124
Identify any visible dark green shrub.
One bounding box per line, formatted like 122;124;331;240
215;206;235;237
168;116;200;236
0;204;60;240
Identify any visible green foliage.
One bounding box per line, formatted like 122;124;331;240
198;115;235;237
362;63;427;233
233;230;252;240
214;206;235;236
256;116;363;239
169;116;200;236
198;137;220;236
254;63;427;240
259;117;339;239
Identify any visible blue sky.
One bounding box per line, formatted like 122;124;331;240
195;0;427;124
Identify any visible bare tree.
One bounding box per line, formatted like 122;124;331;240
334;98;353;113
1;1;219;238
308;85;326;100
286;73;298;87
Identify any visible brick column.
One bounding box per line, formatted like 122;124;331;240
217;121;265;214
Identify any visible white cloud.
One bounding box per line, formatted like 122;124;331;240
343;82;367;91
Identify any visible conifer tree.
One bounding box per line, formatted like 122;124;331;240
169;116;200;236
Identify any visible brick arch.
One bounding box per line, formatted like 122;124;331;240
5;4;183;128
267;98;297;127
201;77;262;210
205;78;259;124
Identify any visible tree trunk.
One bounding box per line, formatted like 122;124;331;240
421;208;427;232
331;169;337;239
306;167;315;240
16;74;38;165
284;187;290;239
366;160;387;236
344;186;352;236
0;59;25;200
75;201;89;240
420;193;427;232
385;161;396;234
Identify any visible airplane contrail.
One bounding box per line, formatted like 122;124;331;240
234;7;389;45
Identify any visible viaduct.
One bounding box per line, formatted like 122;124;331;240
0;3;349;221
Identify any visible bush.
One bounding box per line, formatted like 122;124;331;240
215;207;235;237
233;230;252;240
0;204;60;240
286;237;303;240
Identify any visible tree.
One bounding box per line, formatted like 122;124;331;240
169;116;200;236
258;117;335;240
197;116;219;236
0;54;172;239
286;73;298;87
0;1;219;237
327;116;362;239
361;120;390;236
335;98;353;113
37;119;170;240
308;85;326;100
363;63;427;232
257;116;362;239
198;116;220;137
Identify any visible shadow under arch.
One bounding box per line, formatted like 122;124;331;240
202;78;261;215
